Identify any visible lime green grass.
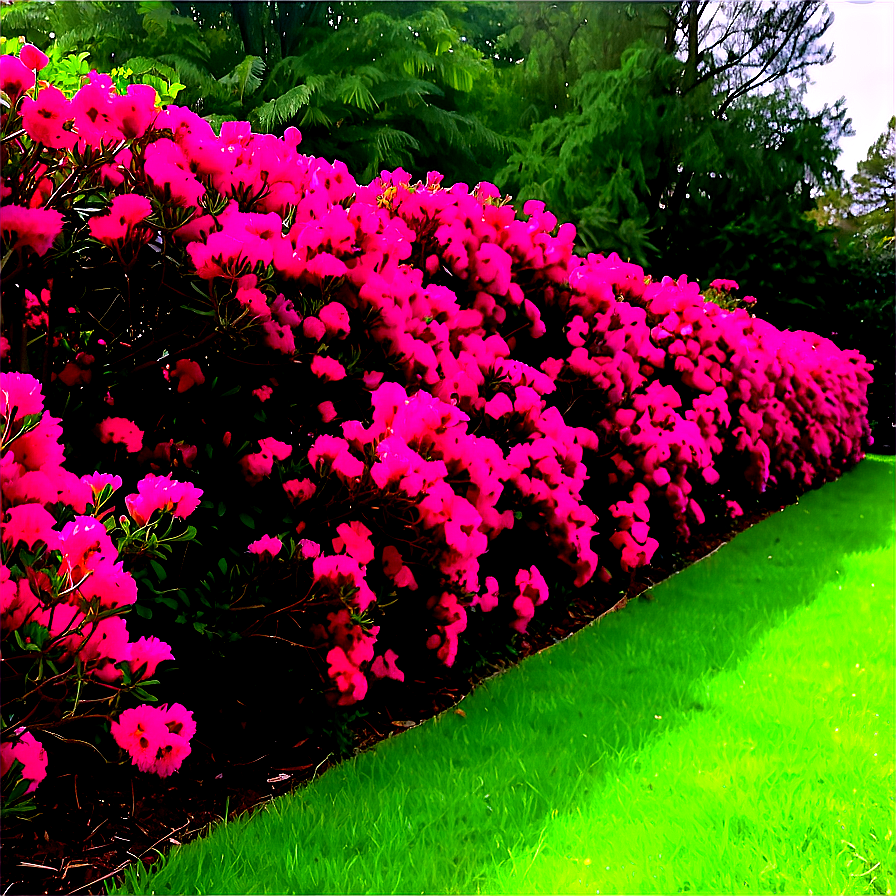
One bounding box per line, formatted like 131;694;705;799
112;456;895;896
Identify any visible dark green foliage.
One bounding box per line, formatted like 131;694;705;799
1;0;506;183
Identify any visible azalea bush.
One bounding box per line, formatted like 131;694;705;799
0;45;873;783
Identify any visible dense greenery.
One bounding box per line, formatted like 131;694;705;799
2;0;892;447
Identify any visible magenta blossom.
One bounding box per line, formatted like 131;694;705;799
1;728;48;794
21;86;76;150
248;534;282;559
1;205;64;257
20;44;49;71
95;417;143;453
124;473;203;526
311;355;347;381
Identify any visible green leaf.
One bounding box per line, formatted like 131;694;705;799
218;54;265;102
239;513;255;530
218;557;227;574
253;83;313;133
150;559;167;581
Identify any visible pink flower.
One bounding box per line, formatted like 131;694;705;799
21;86;76;149
271;293;300;327
302;316;326;341
58;351;95;387
235;287;272;321
20;44;49;71
239;438;292;485
362;370;384;390
80;472;123;504
299;539;321;559
112;83;158;140
80;614;133;683
312;554;376;611
71;73;121;146
160;703;196;741
56;516;117;575
0;728;47;795
88;194;153;247
1;205;64;257
168;359;204;393
726;500;744;518
283;478;316;505
248;534;282;559
144;139;206;208
23;288;50;330
150;729;192;779
0;371;45;418
319;302;351;339
124;473;203;526
2;503;60;551
0;55;35;105
318;401;337;422
311;355;346;381
258;438;292;463
479;576;500;613
326;646;369;705
262;320;296;354
128;636;174;680
370;649;404;682
709;278;739;292
252;385;273;402
332;520;374;566
111;703;193;777
95;417;143;453
111;705;168;773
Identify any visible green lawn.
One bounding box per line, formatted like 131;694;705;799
112;456;895;896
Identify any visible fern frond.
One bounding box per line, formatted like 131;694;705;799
252;84;314;132
267;56;313;91
337;74;379;112
155;54;221;93
122;55;181;85
0;0;53;31
299;104;334;129
353;65;389;85
371;78;443;104
218;55;266;102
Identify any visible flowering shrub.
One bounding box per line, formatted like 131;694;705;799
0;370;197;807
0;48;872;768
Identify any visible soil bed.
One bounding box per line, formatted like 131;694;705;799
1;485;802;896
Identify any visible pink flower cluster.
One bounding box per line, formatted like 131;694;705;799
110;703;195;777
0;727;47;794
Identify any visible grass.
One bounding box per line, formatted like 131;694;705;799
111;455;895;896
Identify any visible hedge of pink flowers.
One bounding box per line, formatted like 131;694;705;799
0;48;873;798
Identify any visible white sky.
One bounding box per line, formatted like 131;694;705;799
802;0;896;178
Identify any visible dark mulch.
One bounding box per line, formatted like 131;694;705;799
1;489;797;896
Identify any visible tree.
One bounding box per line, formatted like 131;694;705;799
494;2;843;264
851;115;896;249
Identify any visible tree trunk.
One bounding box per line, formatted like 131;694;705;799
231;2;266;59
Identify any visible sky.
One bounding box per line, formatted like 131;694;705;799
802;0;896;178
